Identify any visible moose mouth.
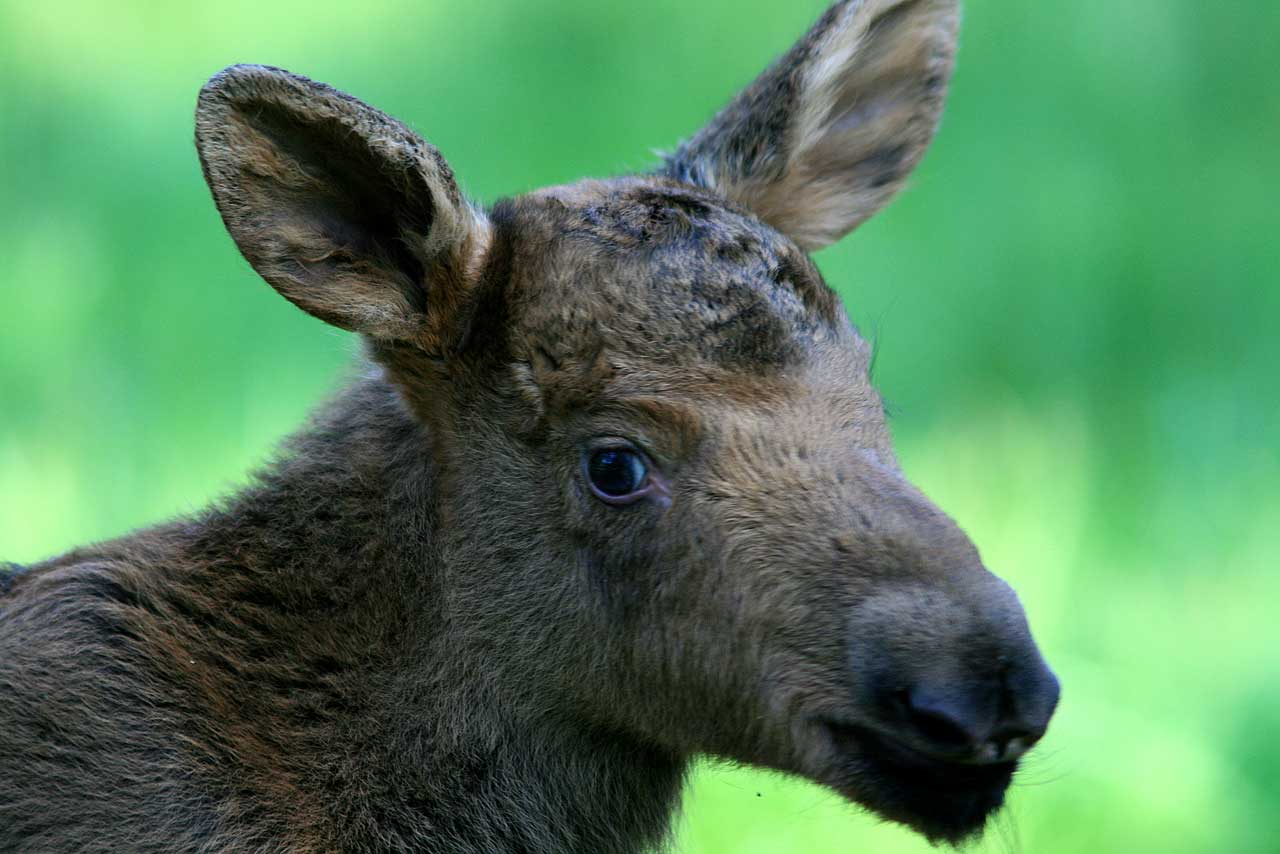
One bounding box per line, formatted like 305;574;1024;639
815;719;1017;844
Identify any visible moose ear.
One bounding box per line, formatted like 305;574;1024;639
663;0;959;252
195;65;487;349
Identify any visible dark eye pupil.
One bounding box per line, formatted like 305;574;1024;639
588;449;647;497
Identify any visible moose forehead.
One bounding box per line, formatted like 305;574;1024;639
493;178;852;375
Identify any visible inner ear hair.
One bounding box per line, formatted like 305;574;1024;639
242;101;434;286
225;101;435;331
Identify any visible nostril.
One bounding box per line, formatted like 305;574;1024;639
910;708;974;749
902;689;980;752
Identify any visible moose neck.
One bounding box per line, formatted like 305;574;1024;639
185;367;687;853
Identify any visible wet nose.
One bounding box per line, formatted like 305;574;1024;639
894;664;1060;764
844;569;1061;767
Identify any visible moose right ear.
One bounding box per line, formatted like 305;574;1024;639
663;0;959;252
195;64;487;350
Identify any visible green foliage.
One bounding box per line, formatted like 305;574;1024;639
1;1;1276;850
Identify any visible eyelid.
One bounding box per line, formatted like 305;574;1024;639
584;435;661;469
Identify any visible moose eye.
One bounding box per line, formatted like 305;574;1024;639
586;447;650;502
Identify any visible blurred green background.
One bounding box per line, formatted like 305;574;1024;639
2;1;1277;851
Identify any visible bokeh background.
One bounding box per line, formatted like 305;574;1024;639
2;1;1277;851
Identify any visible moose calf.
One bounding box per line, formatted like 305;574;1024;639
0;1;1059;851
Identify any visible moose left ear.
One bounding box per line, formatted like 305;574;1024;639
663;0;959;252
195;64;487;350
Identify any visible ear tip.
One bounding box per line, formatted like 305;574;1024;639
195;64;342;152
199;64;303;105
198;65;354;124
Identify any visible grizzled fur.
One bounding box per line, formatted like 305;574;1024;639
0;2;1059;852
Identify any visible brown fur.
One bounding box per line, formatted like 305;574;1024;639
0;2;1058;851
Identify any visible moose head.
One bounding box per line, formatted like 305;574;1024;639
0;1;1060;850
192;0;1058;843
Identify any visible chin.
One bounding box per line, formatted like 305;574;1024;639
815;722;1018;845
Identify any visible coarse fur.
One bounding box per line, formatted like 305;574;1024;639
0;2;1060;852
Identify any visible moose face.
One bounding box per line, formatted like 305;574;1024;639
419;179;1058;844
193;0;1058;843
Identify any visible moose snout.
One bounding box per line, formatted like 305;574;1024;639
846;582;1060;767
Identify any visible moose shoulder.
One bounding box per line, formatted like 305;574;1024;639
0;1;1059;851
